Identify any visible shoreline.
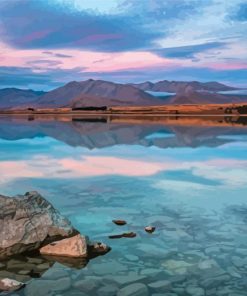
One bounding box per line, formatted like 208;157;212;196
0;102;247;116
1;113;247;128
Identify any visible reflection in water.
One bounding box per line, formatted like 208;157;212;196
0;115;247;149
1;115;247;295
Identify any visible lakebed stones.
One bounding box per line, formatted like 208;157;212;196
0;191;77;258
0;191;111;293
117;283;148;296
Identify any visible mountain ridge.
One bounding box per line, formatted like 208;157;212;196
130;80;238;93
0;79;245;109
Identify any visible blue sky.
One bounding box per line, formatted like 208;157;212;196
0;0;246;90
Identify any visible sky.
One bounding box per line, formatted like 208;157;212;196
0;0;246;90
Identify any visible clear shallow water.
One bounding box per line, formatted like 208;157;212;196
1;116;247;296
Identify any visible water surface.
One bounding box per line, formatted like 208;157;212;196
1;115;247;296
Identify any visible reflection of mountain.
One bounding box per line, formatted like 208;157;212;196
0;116;247;149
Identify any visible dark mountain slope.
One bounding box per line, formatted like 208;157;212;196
35;79;162;107
0;88;46;109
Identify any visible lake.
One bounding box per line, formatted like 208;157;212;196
1;115;247;296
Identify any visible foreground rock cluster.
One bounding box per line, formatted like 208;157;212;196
0;191;110;293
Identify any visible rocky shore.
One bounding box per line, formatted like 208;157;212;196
0;191;110;293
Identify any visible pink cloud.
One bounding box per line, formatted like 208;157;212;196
0;42;176;72
204;62;247;70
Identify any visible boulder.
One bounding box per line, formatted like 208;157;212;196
0;191;77;258
39;234;87;257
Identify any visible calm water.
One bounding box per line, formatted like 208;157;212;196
1;116;247;296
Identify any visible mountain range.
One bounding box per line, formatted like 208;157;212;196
129;80;237;93
0;79;246;110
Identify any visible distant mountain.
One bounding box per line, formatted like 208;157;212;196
0;88;46;109
166;90;247;105
0;79;245;110
130;80;237;93
35;79;162;108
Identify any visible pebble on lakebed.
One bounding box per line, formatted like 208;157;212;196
145;226;156;233
112;220;127;226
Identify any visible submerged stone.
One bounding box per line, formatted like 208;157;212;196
117;283;148;296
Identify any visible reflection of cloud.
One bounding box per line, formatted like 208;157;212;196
0;161;43;185
155;180;211;194
1;156;247;189
59;156;167;177
0;156;169;185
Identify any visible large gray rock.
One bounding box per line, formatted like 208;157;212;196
0;191;77;258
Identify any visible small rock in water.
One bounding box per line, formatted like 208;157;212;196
0;278;25;292
145;226;156;233
90;242;111;255
112;220;127;226
123;232;136;238
109;232;137;239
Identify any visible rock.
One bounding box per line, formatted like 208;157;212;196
42;267;69;280
97;284;118;296
117;283;148;296
104;273;146;285
145;226;156;233
0;278;25;292
109;232;136;239
231;256;247;267
39;234;87;258
186;286;205;296
124;254;139;262
0;191;77;258
73;277;101;293
198;259;219;270
162;259;193;275
89;242;111;256
25;277;71;296
140;268;162;276
148;280;171;292
152;294;177;296
0;254;54;283
123;232;136;238
92;260;128;275
200;274;230;289
112;220;127;226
